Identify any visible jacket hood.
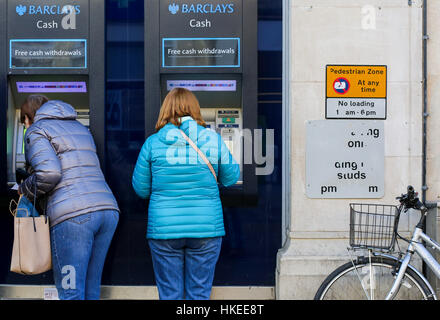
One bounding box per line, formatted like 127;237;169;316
158;117;199;146
34;100;77;122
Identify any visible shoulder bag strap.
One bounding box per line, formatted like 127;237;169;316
179;129;217;182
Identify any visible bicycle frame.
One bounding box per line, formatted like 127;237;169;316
385;226;440;300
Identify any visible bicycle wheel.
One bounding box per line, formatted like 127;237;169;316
314;256;434;300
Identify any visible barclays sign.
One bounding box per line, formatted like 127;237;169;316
8;0;89;39
161;0;241;36
15;4;81;16
168;2;235;15
13;3;81;30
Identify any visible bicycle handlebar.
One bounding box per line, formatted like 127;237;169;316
396;185;426;212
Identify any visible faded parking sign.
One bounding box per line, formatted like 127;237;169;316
306;120;384;199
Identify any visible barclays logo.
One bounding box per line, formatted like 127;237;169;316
16;5;27;16
15;4;81;16
15;4;79;30
169;3;179;15
169;2;235;15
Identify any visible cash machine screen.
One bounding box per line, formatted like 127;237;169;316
167;80;236;92
17;82;87;93
161;74;241;108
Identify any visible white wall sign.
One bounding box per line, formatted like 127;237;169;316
306;120;384;199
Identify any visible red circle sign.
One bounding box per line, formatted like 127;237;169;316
333;77;350;95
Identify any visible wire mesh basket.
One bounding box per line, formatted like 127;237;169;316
349;203;400;252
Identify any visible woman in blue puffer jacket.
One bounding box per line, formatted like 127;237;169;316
132;88;240;300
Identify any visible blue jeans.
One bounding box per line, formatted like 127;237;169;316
50;210;119;300
148;237;222;300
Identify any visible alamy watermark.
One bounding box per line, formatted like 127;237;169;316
164;121;275;176
61;265;76;290
361;5;377;30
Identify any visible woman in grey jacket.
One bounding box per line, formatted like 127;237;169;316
18;95;120;300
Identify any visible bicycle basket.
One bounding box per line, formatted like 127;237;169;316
349;203;399;251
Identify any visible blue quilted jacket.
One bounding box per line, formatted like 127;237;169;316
20;101;119;227
132;117;240;239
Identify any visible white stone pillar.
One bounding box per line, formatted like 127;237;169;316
427;0;440;296
427;0;440;200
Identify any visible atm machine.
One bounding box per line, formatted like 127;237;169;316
0;0;105;291
146;0;258;203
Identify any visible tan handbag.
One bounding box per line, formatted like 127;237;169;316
9;193;52;275
179;129;217;181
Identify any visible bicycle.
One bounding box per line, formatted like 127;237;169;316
314;186;440;300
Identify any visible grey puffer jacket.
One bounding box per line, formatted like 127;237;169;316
20;100;119;227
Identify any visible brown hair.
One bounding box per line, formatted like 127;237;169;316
20;94;49;124
155;88;206;132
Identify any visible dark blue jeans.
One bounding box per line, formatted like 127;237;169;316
50;210;119;300
148;237;222;300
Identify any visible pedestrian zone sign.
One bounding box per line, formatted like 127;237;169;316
326;65;387;120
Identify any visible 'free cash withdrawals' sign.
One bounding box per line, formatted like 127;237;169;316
326;65;387;120
162;38;240;68
10;39;87;69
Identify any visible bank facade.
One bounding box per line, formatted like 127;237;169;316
0;0;439;300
